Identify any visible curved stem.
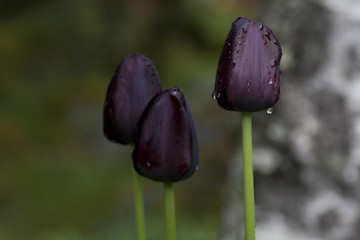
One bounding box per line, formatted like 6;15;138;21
133;168;146;240
241;112;255;240
164;182;176;240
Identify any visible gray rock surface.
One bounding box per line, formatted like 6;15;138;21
221;0;360;239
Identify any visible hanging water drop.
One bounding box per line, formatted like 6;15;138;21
212;91;217;100
212;91;220;100
266;107;273;115
146;162;152;167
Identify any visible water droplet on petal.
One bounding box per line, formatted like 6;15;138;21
242;28;247;33
247;81;251;93
212;91;217;100
232;61;236;68
268;78;273;84
227;42;231;46
271;59;278;67
264;31;271;41
267;107;273;115
259;24;263;30
146;162;152;167
212;91;221;100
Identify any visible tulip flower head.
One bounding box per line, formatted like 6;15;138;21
213;17;282;112
103;54;162;144
133;87;199;182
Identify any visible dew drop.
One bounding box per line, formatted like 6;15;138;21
236;48;240;53
271;59;278;68
267;107;273;115
264;31;271;41
246;81;251;93
212;91;217;100
146;162;152;167
242;28;247;33
268;78;273;84
232;61;236;68
229;50;232;54
227;42;231;46
259;24;264;30
196;165;199;171
212;91;220;100
273;39;278;45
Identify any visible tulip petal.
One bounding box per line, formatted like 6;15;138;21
214;17;282;112
133;87;199;182
103;54;162;144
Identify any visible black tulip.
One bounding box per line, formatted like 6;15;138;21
133;87;199;182
213;17;282;112
103;54;162;144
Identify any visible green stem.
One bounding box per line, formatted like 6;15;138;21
133;168;146;240
164;182;176;240
241;112;255;240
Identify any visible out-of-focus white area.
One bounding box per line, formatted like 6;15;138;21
257;215;325;240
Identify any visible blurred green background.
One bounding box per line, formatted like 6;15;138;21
0;0;261;239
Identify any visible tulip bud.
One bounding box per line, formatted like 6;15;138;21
103;54;162;144
213;17;282;112
133;87;199;182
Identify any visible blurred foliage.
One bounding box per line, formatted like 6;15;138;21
0;0;261;239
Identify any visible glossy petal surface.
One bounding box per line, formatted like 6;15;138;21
133;87;199;182
214;17;282;112
103;54;162;144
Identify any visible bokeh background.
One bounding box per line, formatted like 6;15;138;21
2;0;360;240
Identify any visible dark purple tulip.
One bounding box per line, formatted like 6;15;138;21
133;87;199;182
213;17;282;112
103;54;162;144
